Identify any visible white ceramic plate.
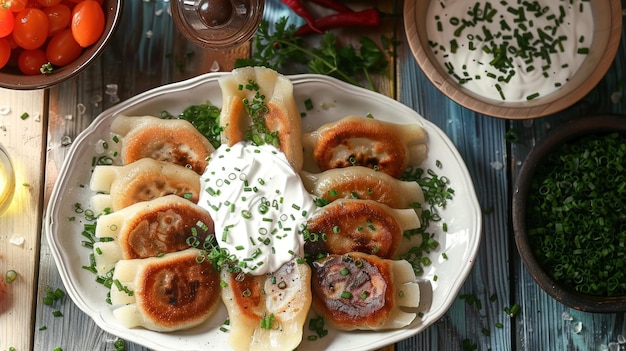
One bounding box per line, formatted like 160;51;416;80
46;72;482;351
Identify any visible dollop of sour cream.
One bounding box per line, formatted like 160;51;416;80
427;0;594;102
199;142;317;275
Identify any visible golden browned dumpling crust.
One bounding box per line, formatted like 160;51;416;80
119;199;214;259
111;249;222;332
92;195;214;275
137;252;220;329
90;158;201;211
111;115;215;174
300;166;424;209
303;115;428;178
305;199;420;258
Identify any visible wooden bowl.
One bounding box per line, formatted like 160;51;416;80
512;115;626;312
404;1;622;119
0;0;122;90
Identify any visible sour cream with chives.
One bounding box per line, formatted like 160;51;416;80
199;142;316;275
427;0;594;102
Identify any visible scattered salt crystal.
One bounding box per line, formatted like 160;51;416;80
155;8;163;16
611;91;623;104
562;311;573;321
9;235;24;247
61;135;73;146
63;114;73;121
33;112;41;122
95;139;108;154
572;321;583;334
0;106;10;115
105;84;118;95
91;95;103;107
235;3;247;15
105;84;120;103
490;161;503;170
76;103;86;116
145;30;153;39
210;60;220;72
320;102;335;110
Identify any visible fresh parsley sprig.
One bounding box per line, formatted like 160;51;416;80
236;17;390;91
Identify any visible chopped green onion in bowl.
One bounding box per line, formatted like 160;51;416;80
513;115;626;312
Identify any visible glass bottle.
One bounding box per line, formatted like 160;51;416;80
171;0;265;49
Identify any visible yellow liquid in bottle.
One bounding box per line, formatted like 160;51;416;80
0;147;15;214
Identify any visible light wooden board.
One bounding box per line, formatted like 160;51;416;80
0;88;47;351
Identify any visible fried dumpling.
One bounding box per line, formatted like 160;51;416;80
89;158;200;213
310;252;420;331
221;259;312;351
303;115;428;178
92;195;214;275
110;115;215;174
110;248;221;332
300;166;424;209
304;199;420;259
218;66;303;171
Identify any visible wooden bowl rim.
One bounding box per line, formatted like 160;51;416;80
404;0;623;119
512;115;626;312
0;0;122;91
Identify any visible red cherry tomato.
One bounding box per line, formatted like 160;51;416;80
25;0;44;8
5;34;18;49
46;28;82;66
7;47;22;67
0;37;11;69
0;8;15;38
37;0;62;6
66;0;102;5
12;8;49;50
44;3;71;36
17;48;47;74
71;0;104;48
1;0;29;12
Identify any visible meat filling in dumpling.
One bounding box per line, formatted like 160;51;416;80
93;195;214;275
310;252;420;331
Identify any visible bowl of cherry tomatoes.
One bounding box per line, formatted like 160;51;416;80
0;0;121;90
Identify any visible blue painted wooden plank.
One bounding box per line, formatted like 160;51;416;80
397;28;512;351
509;5;626;350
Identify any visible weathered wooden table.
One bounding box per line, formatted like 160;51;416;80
1;0;625;350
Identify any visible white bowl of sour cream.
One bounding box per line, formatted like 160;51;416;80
404;0;622;119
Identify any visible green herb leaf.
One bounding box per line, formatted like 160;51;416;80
236;18;391;91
